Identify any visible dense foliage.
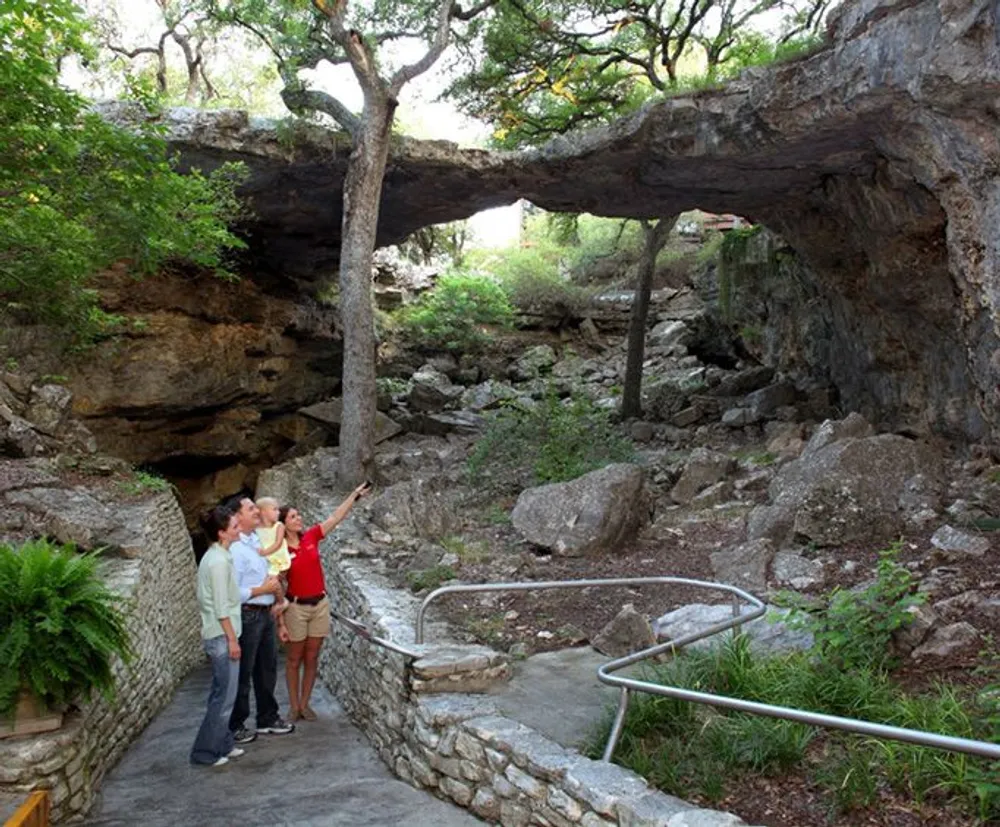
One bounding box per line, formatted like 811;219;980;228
785;541;926;672
468;390;635;489
394;272;514;352
0;0;246;342
447;0;831;147
0;538;132;717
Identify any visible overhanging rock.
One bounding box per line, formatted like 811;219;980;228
98;0;1000;441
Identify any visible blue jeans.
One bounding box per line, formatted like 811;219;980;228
190;635;239;765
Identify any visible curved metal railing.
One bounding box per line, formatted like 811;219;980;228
416;576;1000;763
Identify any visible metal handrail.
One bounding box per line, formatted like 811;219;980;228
415;576;1000;763
329;608;421;659
597;633;1000;763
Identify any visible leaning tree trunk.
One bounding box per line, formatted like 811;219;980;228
621;216;677;419
337;99;395;487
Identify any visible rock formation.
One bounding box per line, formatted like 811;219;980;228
97;0;996;445
8;266;342;524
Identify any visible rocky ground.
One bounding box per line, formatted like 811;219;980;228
5;279;1000;825
312;295;1000;826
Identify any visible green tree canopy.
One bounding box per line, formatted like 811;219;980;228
0;0;246;342
447;0;830;148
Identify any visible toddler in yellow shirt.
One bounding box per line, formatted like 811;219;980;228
255;498;292;614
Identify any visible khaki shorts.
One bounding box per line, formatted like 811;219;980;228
285;597;331;642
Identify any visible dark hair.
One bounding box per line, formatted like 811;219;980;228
278;505;294;524
225;495;250;514
201;506;233;543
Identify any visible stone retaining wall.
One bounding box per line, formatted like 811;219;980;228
0;492;201;823
307;539;754;827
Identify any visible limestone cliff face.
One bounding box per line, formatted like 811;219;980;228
107;0;997;443
67;267;341;520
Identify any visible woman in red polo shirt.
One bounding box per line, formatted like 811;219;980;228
278;481;370;721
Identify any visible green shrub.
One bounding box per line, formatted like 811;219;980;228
117;469;171;496
787;541;924;672
376;376;410;396
0;539;132;717
468;234;590;316
395;273;513;352
406;564;457;593
468;390;635;490
590;606;999;820
500;266;590;317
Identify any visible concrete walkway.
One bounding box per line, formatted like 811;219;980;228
83;666;482;827
489;648;633;751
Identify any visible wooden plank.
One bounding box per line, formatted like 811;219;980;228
0;713;63;739
4;790;49;827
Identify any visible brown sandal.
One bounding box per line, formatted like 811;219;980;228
301;706;317;721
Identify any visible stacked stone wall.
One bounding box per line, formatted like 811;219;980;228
0;492;201;823
315;548;752;827
258;457;752;826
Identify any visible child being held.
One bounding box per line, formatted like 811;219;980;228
255;497;292;610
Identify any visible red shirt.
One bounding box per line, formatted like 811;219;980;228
286;525;326;599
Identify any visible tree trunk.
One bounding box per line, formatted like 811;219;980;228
337;99;394;487
620;215;678;419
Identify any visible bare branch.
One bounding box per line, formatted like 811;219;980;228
388;0;453;96
108;44;161;59
451;0;498;21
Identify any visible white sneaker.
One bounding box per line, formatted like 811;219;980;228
227;748;245;758
212;756;229;767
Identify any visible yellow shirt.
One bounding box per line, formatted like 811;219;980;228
256;524;292;575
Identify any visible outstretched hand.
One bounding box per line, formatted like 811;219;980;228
352;480;373;501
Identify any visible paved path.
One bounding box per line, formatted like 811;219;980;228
489;647;636;751
83;666;482;827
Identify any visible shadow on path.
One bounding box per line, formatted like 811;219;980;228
83;664;482;827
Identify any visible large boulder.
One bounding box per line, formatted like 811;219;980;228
653;603;813;655
644;367;707;421
461;380;519;412
511;463;647;556
368;478;459;541
508;345;557;382
709;539;775;594
25;384;73;436
747;415;940;548
299;398;403;443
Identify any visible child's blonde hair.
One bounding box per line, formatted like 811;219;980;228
256;496;279;511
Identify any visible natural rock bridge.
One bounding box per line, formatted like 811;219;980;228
136;0;1000;446
81;0;1000;509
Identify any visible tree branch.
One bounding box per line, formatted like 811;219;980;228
280;86;361;139
388;0;453;96
452;0;498;20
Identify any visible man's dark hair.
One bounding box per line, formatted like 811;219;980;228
225;495;249;514
201;505;233;543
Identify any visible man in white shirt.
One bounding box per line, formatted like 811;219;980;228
227;497;295;743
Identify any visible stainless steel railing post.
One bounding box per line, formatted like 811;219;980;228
602;687;631;762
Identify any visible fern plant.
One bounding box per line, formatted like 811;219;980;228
0;539;132;718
